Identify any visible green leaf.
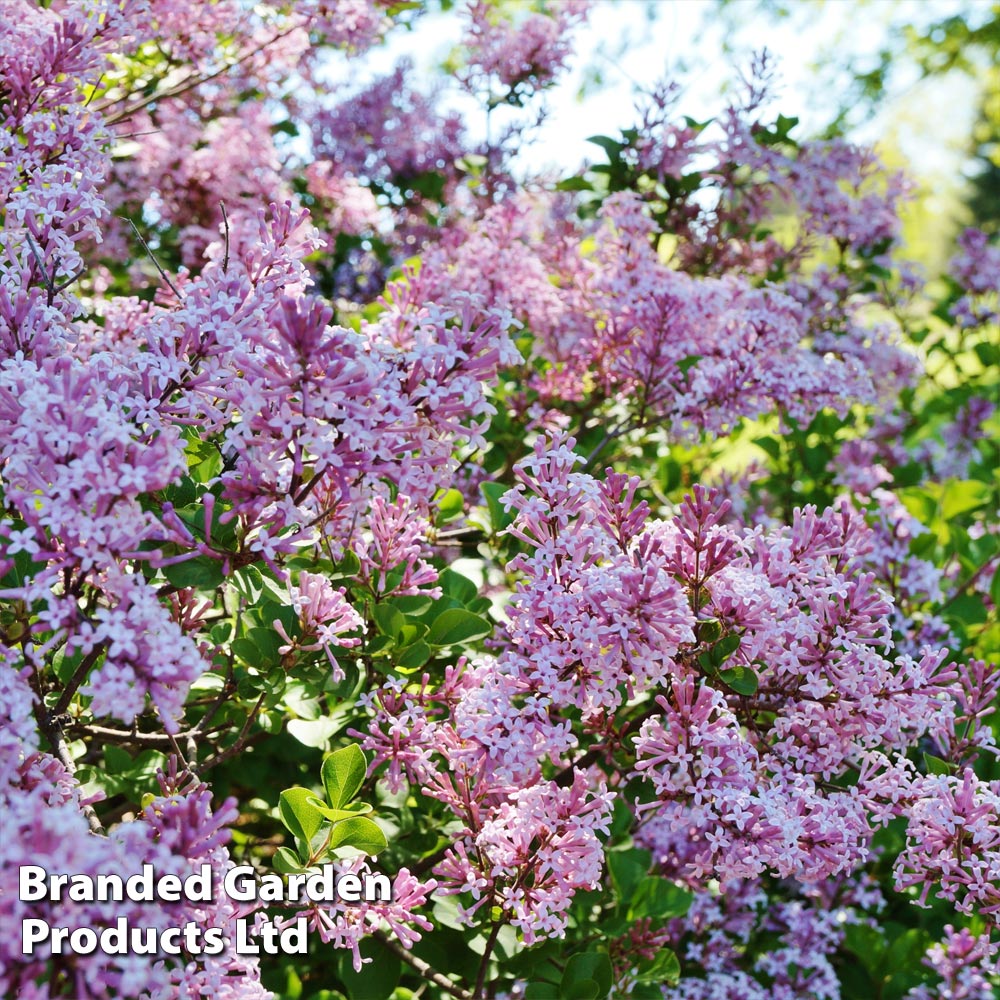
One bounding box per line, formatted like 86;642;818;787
436;488;464;523
0;540;47;590
718;664;758;696
248;626;283;664
321;744;368;810
426;608;492;646
627;878;693;921
366;634;395;657
555;176;594;192
843;923;886;977
753;436;783;462
923;752;955;776
230;565;263;603
676;354;702;376
439;567;479;605
339;940;400;1000
232;637;264;668
278;787;324;846
283;680;321;721
482;481;514;532
776;113;799;136
312;801;373;823
273;847;305;874
695;619;722;643
104;745;133;775
397;640;431;671
525;984;560;1000
331;550;362;579
711;633;741;665
163;556;224;590
561;951;612;999
386;594;433;616
586;134;623;162
325;816;388;856
398;622;428;646
607;848;651;903
943;592;988;626
635;948;680;984
372;603;405;641
287;717;342;749
941;479;990;520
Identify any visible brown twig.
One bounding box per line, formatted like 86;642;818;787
473;921;502;999
220;200;231;273
98;26;301;126
938;555;999;613
34;707;104;835
198;691;268;771
372;930;473;1000
121;217;184;301
53;645;105;715
69;722;228;746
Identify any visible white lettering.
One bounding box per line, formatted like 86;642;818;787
337;873;362;902
184;864;212;902
19;866;48;902
21;918;50;954
224;865;259;902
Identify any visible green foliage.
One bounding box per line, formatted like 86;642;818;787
277;745;387;871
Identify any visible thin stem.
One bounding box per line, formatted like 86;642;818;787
23;230;56;305
220;200;230;273
121;217;184;301
372;930;473;1000
99;26;301;126
198;691;267;771
473;921;502;999
53;645;105;715
583;422;630;473
70;722;228;746
938;555;999;613
35;707;104;835
193;664;235;735
553;700;661;788
409;842;450;879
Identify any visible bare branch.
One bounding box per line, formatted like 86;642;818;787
220;201;230;273
372;930;473;1000
120;217;184;302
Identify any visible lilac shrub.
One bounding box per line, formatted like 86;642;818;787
1;1;997;999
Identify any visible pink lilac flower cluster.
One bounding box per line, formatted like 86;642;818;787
948;228;1000;330
1;2;113;348
0;1;505;987
458;0;591;100
0;651;268;999
4;0;997;996
96;0;404;269
656;874;883;1000
634;51;913;277
290;861;437;973
860;759;1000;924
417;186;919;443
845;489;953;655
277;571;363;680
906;925;999;1000
4;0;520;653
304;162;382;238
310;59;469;250
357;440;986;947
356;665;611;943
